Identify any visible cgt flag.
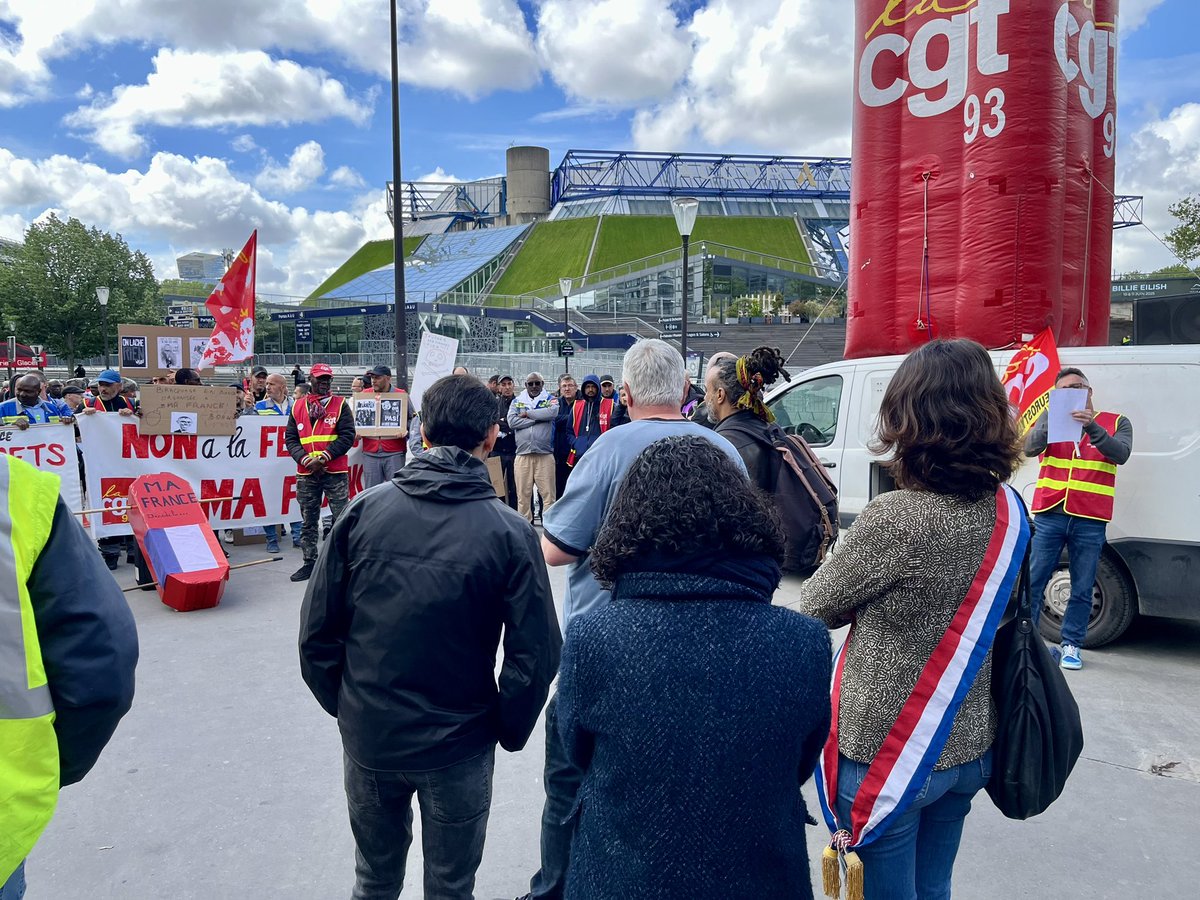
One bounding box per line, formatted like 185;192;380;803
199;230;257;367
1002;327;1061;435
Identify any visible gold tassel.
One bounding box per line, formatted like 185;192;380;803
844;850;864;900
821;845;842;898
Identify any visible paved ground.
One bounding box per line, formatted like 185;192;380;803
26;544;1200;899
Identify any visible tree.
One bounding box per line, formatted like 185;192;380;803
1165;195;1200;264
0;215;162;368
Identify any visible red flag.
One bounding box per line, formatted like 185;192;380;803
1001;327;1061;435
198;231;257;367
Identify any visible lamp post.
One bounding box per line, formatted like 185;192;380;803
559;277;572;374
96;286;110;368
389;0;409;389
671;197;699;366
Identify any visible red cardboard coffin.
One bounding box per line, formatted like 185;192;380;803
127;473;229;612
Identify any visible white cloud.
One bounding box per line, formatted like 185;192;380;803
0;211;28;241
231;134;259;153
0;0;538;105
631;0;852;155
0;145;392;296
65;48;372;157
1121;0;1168;34
255;141;327;195
537;0;690;104
329;166;367;189
1112;103;1200;273
415;166;465;183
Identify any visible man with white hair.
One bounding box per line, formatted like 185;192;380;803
517;339;746;900
506;371;558;522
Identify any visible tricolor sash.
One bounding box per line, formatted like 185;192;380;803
815;484;1029;886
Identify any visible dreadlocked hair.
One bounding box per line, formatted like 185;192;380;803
714;345;791;422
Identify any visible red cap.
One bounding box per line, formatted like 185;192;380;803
310;363;334;378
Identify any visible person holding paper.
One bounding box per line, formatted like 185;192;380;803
1025;367;1133;670
358;365;409;489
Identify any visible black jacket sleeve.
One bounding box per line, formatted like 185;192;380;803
28;500;139;786
284;410;306;465
298;499;356;717
495;524;562;752
326;400;357;462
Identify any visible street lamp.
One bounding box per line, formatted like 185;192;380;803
559;277;572;374
671;197;699;366
96;286;111;368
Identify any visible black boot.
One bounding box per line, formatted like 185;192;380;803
290;562;314;582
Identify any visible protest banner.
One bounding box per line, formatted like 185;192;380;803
79;414;366;538
1001;328;1061;435
138;384;239;436
409;332;459;413
0;424;82;512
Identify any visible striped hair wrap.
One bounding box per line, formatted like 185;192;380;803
735;356;775;423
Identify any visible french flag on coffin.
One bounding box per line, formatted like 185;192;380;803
127;474;230;612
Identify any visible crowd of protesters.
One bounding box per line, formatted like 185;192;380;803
4;335;1126;900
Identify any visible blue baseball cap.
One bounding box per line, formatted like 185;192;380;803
97;369;122;384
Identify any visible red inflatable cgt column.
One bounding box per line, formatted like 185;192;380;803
846;0;1119;358
128;473;230;612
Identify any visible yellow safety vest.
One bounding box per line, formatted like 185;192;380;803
0;455;61;882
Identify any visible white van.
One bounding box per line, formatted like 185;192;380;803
765;344;1200;646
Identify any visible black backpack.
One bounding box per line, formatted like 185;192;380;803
724;419;839;576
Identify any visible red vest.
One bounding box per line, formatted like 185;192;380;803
293;396;349;474
571;396;616;436
1031;411;1122;522
87;395;135;412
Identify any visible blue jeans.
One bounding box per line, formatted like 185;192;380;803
1027;510;1107;646
344;747;495;900
835;751;992;900
528;694;584;900
263;522;302;546
0;862;25;900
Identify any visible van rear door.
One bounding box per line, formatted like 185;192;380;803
768;367;852;525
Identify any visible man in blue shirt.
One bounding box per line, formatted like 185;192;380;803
519;339;745;900
0;374;74;428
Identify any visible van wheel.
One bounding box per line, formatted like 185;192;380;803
1036;553;1136;648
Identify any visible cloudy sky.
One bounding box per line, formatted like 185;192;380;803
1;0;1197;297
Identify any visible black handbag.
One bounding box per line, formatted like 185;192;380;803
987;526;1085;819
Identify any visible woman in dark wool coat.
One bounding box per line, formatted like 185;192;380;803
557;435;832;900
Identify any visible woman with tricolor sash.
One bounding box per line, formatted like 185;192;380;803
800;339;1030;900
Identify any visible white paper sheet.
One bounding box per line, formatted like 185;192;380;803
164;524;219;572
1048;388;1089;444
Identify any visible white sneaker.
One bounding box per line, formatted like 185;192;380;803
222;529;234;544
1060;644;1082;670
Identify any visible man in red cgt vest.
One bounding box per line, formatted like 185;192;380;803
285;363;356;582
1025;367;1133;671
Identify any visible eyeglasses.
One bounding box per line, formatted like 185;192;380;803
1058;382;1091;391
527;380;543;387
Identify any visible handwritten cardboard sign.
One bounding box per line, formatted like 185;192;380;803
409;332;459;413
352;391;408;438
138;384;239;436
118;324;217;380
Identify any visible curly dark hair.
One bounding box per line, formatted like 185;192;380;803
589;435;785;588
872;339;1021;500
712;345;791;421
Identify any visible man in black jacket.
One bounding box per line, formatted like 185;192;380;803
299;374;561;900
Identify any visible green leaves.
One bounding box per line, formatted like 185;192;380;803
1165;196;1200;266
0;214;163;367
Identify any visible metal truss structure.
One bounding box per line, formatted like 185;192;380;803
1112;195;1144;230
386;177;506;228
551;150;852;204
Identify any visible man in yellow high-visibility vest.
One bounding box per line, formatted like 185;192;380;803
1025;367;1133;671
0;455;138;898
